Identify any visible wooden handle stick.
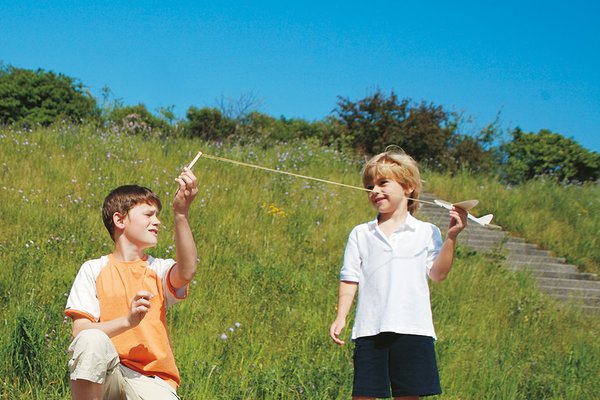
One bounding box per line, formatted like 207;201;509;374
187;151;203;169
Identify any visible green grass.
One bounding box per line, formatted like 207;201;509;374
0;125;599;399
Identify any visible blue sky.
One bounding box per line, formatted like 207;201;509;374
2;1;599;152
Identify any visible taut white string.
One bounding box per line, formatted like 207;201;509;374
198;152;439;207
183;151;498;227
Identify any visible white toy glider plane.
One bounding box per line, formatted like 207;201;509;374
433;199;496;227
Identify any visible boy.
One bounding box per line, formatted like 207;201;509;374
64;167;198;400
329;149;467;399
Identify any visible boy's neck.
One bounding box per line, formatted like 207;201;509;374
111;244;146;262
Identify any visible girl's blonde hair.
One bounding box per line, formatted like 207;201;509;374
361;148;422;214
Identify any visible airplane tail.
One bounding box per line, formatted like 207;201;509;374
471;213;494;226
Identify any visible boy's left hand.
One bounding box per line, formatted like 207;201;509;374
173;167;198;213
447;206;467;240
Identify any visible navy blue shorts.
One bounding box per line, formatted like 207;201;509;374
352;332;441;398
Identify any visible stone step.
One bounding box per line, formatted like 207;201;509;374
506;254;567;264
462;238;541;249
468;243;554;256
459;235;510;244
508;261;580;274
507;266;597;281
460;235;524;244
536;277;600;290
507;257;579;271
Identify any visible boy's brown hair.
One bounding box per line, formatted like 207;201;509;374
102;185;162;241
361;149;422;214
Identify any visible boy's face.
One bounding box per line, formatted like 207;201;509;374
365;175;411;214
120;202;161;249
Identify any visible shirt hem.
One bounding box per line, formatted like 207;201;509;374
352;327;436;340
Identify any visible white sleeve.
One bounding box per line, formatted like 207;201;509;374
425;224;443;272
65;258;104;321
339;227;361;282
149;257;187;308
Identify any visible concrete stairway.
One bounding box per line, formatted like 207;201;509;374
418;193;600;314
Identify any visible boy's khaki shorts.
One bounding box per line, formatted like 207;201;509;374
68;329;180;400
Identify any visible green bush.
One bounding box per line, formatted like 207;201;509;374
502;128;600;184
0;65;99;127
184;106;236;141
107;103;172;137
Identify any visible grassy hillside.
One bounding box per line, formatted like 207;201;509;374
0;125;598;399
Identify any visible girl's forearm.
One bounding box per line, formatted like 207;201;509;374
429;238;456;282
336;281;358;319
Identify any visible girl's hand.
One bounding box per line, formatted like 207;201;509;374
447;206;467;240
330;318;347;346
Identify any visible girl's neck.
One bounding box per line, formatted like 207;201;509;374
377;208;409;236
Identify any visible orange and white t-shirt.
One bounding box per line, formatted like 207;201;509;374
64;254;188;388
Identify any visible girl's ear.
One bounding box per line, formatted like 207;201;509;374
112;212;126;230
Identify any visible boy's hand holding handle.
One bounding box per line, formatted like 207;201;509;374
173;167;199;213
127;291;155;328
173;151;201;203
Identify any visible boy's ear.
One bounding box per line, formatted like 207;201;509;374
112;212;127;230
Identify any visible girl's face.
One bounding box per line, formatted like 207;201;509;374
366;175;411;215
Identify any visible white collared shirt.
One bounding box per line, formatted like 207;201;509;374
340;213;442;340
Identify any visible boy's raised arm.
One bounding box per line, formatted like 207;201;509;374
170;167;199;289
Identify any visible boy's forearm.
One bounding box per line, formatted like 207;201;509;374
72;316;132;338
173;212;198;286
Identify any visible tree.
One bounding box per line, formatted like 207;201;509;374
333;90;456;169
184;106;236;141
216;91;263;122
0;65;98;126
447;117;502;174
502;128;600;183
